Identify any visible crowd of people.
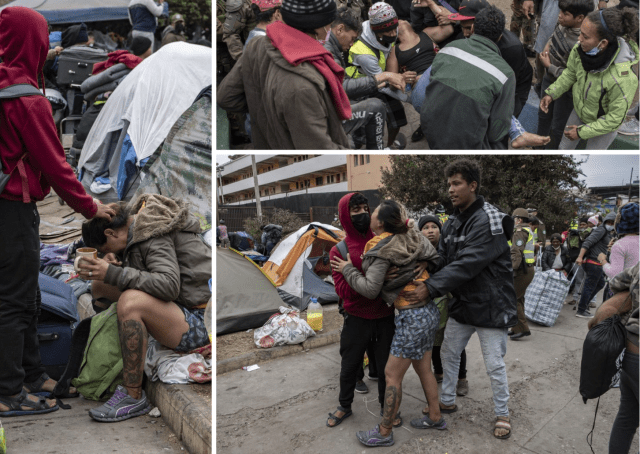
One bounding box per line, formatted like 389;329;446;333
319;158;639;450
217;0;638;149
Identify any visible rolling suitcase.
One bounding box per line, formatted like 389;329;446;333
56;47;108;86
38;273;79;380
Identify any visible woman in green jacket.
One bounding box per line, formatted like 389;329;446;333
540;8;638;149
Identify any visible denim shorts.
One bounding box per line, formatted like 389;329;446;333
390;303;439;360
175;306;209;353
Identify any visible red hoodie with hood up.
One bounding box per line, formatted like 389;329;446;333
329;193;393;320
0;7;97;219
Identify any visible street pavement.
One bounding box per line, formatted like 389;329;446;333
217;289;639;453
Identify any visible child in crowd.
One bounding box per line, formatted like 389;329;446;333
537;0;594;149
217;220;230;248
331;200;444;447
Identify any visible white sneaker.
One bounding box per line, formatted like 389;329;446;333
618;117;639;136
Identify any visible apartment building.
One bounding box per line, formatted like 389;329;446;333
347;154;391;191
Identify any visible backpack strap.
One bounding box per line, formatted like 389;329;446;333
336;240;348;260
0;84;45;99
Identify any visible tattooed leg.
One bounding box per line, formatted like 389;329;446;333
118;319;147;399
380;386;401;435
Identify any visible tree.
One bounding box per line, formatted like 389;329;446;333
163;0;211;27
379;155;586;234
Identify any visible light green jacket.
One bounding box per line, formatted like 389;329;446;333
546;38;639;140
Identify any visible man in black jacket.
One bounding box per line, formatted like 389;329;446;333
405;159;517;439
325;8;406;149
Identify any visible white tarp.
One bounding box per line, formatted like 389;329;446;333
78;42;211;175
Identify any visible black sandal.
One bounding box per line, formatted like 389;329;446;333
0;389;59;416
326;406;352;428
24;373;79;399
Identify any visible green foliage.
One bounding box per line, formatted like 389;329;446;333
243;208;306;244
164;0;212;25
379;155;586;234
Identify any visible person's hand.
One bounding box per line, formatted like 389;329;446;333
598;0;607;8
522;0;534;17
597;252;608;265
412;0;432;8
385;266;400;281
575;256;584;266
540;95;553;114
402;280;429;303
435;10;452;25
414;261;428;278
402;71;417;85
383;72;406;92
92;202;116;221
103;253;122;266
510;0;524;15
539;50;551;68
564;125;580;141
76;256;110;281
330;253;352;274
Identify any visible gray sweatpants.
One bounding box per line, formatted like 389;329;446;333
559;110;619;150
342;97;386;150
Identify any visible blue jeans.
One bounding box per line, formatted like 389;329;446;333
577;263;605;313
441;317;510;417
609;351;639;454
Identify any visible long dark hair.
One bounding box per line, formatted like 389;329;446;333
587;7;639;43
377;200;411;235
82;202;130;248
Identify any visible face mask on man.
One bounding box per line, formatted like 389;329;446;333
380;35;396;46
584;40;604;56
351;212;371;234
605;224;614;231
175;23;185;34
316;25;331;45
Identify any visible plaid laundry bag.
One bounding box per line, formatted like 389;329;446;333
524;268;575;326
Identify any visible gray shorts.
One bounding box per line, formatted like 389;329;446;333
390;303;439;360
175;306;209;353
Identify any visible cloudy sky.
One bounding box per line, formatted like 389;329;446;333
215;154;639;188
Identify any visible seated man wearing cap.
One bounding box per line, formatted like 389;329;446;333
420;6;515;149
448;0;532;117
346;2;416;149
217;0;353;149
326;8;407;149
161;13;188;46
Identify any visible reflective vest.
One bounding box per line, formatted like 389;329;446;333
569;219;579;230
508;226;535;264
438;213;449;224
346;39;386;79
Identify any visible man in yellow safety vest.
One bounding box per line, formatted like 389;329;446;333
508;208;535;340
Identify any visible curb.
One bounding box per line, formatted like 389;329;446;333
146;381;212;454
217;329;341;376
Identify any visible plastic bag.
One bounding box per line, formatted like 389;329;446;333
254;306;316;348
579;314;627;403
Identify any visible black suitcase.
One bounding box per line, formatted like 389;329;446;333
57;47;108;86
37;273;79;380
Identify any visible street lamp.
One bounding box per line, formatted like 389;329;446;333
216;165;225;205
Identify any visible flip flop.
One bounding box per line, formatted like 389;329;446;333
23;373;79;399
0;389;59;417
326;407;352;428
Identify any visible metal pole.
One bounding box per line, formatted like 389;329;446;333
628;167;633;203
251;155;262;217
217;167;225;205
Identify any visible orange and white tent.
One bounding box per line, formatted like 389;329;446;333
262;223;345;310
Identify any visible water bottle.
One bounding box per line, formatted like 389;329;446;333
307;297;323;332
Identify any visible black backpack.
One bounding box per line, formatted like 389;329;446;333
0;83;45;193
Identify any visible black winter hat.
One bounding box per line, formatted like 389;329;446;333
281;0;337;31
130;37;152;56
418;215;442;232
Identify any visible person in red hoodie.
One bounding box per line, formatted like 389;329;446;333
326;193;397;428
0;6;114;417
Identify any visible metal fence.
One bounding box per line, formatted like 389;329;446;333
218;205;311;232
310;206;338;225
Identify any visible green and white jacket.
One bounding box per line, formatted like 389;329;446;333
546;38;639;140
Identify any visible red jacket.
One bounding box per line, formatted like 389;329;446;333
0;7;97;219
329;193;393;320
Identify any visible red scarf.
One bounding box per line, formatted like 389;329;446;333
266;21;352;121
92;50;143;75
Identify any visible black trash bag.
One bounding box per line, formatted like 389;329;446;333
579;314;627;403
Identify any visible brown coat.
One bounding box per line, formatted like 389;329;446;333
104;194;211;307
216;35;350;150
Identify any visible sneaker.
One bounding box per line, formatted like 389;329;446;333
393;133;407;150
367;373;379;381
456;378;469;396
576;310;594;319
410;414;447;430
355;380;369;394
356;425;394;447
411;126;424;142
89;385;152;422
589;302;596;309
618;117;639;136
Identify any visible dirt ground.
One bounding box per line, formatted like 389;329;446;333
216;304;344;361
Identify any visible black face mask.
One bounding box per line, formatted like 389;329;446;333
175;23;185;34
351;212;371;234
379;35;396;46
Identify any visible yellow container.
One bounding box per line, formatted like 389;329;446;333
307;298;323;331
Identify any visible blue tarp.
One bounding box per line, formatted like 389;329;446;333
0;0;129;24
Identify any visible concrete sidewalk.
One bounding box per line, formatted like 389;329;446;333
217;292;639;453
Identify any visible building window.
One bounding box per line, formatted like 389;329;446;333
360;155;364;165
305;179;311;187
316;177;323;186
343;172;346;181
336;173;341;183
366;155;370;164
354;155;358;167
281;184;289;193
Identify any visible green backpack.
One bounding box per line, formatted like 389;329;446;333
71;303;123;401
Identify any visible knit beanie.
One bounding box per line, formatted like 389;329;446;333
61;23;89;48
616;202;639;235
130;37;152;56
280;0;336;31
369;2;398;32
587;216;598;227
418;215;441;232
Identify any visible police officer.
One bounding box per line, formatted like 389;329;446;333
528;207;545;249
508;208;535;340
222;0;257;61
